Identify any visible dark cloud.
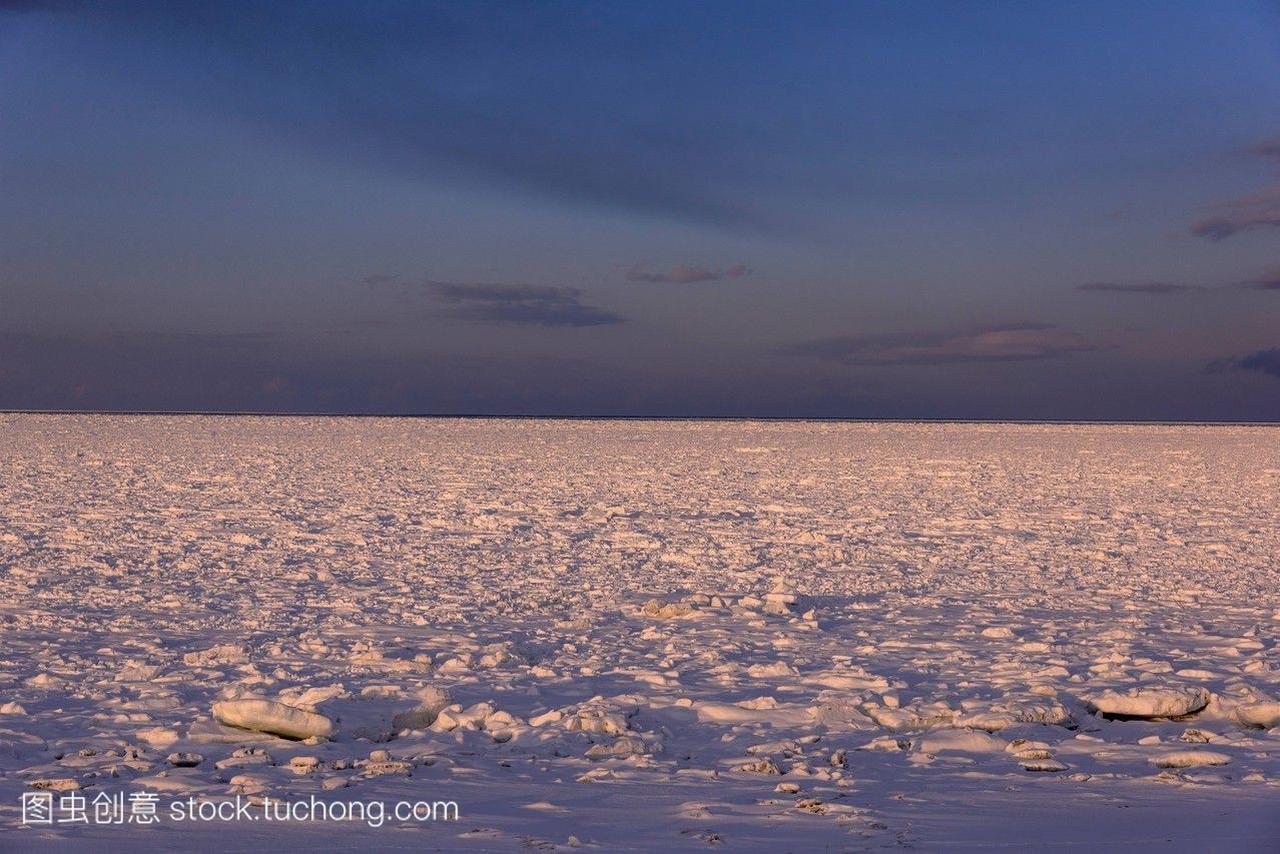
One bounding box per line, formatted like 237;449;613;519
1247;138;1280;160
4;2;783;228
426;281;623;328
1239;272;1280;291
1076;282;1202;295
783;322;1095;366
1076;273;1280;294
1208;348;1280;380
625;263;752;284
1074;270;1280;294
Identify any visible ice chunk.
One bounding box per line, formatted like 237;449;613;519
1235;701;1280;729
1086;687;1210;719
212;699;336;740
1149;750;1230;768
167;752;203;767
392;686;453;731
640;599;695;619
914;729;1004;754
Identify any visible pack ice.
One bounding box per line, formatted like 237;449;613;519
0;415;1277;850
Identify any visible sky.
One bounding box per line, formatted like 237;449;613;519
3;0;1280;419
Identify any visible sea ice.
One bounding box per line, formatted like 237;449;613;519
211;699;337;740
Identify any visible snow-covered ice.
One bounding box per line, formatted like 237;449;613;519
0;415;1278;851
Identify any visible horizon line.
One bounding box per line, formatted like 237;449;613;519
2;408;1278;427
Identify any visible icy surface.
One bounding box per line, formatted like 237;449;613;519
0;415;1278;851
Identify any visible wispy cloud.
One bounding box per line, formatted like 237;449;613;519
426;281;623;327
1207;348;1280;380
1191;139;1280;241
1074;267;1280;295
782;322;1095;366
625;263;751;284
1076;282;1203;295
1191;188;1280;241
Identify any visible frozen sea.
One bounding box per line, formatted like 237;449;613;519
1;415;1278;851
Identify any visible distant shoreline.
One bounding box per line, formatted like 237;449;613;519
2;409;1278;427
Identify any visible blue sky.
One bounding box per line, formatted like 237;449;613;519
3;1;1280;417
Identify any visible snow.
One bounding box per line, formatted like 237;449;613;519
212;700;337;741
0;415;1278;851
1086;687;1212;719
1149;750;1232;769
1235;701;1280;730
